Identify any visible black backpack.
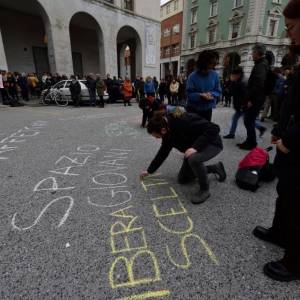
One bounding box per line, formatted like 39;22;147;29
235;147;276;192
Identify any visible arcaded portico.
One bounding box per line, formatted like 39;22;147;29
0;0;160;79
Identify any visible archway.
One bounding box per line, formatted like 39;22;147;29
0;0;51;76
117;26;142;80
69;12;104;77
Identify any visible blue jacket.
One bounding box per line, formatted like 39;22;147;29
186;70;221;112
144;80;156;94
274;75;285;97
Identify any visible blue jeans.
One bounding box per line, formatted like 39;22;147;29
229;110;264;136
229;110;243;135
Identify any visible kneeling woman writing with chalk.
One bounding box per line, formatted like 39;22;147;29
140;111;226;204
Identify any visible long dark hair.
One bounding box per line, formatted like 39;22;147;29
147;113;168;135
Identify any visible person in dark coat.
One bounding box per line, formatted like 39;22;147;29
69;76;81;107
237;44;269;150
86;74;97;106
7;72;19;106
158;79;168;103
222;52;241;107
105;74;113;103
136;77;145;102
153;76;159;96
17;73;29;101
223;67;267;139
139;112;226;204
223;67;247;138
253;0;300;282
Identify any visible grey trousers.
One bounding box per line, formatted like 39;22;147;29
177;144;222;190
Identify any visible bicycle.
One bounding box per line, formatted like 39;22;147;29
41;89;69;107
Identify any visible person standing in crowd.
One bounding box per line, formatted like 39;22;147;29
153;76;159;97
136;77;145;103
270;68;285;122
141;77;155;128
41;72;50;91
139;111;226;204
144;76;156;98
7;72;19;106
111;76;120;103
86;73;97;107
69;76;81;107
17;73;29;101
158;78;168;103
223;66;268;140
177;75;186;106
133;77;139;101
96;75;106;108
223;67;247;139
222;52;241;107
122;76;133;107
237;44;269;150
170;78;179;106
165;75;173;105
0;71;8;104
105;74;113;103
253;0;300;282
186;50;222;121
260;56;278;122
27;73;39;98
140;95;155;128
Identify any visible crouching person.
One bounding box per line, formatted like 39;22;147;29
139;112;226;204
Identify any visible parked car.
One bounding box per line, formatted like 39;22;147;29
41;80;109;103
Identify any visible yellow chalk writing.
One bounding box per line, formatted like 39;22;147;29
118;289;171;299
157;215;194;235
110;206;134;219
109;250;161;288
150;187;178;201
153;198;187;218
166;234;219;268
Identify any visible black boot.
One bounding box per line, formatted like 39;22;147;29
264;261;300;282
191;189;211;205
252;226;286;248
237;141;257;150
207;162;227;182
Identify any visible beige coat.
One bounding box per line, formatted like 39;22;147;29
170;81;179;94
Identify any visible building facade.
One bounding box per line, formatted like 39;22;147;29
181;0;290;76
160;0;184;79
0;0;160;80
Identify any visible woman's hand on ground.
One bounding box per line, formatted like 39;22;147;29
140;170;149;180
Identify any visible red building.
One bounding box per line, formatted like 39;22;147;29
160;0;183;79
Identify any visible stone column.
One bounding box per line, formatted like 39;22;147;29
103;24;118;77
47;19;73;75
98;31;106;76
0;29;8;71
